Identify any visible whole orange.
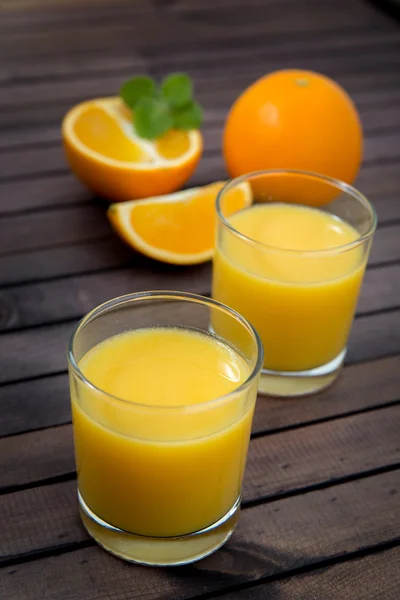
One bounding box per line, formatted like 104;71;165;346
223;70;363;185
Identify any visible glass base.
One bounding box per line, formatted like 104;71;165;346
258;349;346;397
78;491;240;566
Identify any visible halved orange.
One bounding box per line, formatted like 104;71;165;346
107;181;252;264
62;97;203;202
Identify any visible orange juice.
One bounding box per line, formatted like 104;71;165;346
71;327;253;538
213;203;366;372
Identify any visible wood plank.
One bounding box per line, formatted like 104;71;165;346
1;28;399;85
2;547;400;600
2;352;399;440
0;472;398;598
0;158;399;219
1;32;399;109
358;265;400;312
0;0;144;15
364;133;400;165
0;260;398;333
245;405;400;501
361;105;400;133
1;392;399;495
1;65;399;132
0;263;211;331
1;202;397;264
0;174;91;215
0;372;71;437
369;225;400;265
0;0;369;26
1;2;392;60
0;304;399;384
346;311;400;363
0;52;147;86
253;354;400;433
0;350;399;437
0;426;74;491
1;122;399;181
0;238;131;286
0;0;385;25
0;204;111;255
0;0;398;597
2;92;398;153
357;163;400;198
219;548;400;600
0;192;398;285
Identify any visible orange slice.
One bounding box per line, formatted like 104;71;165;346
107;181;253;264
62;97;203;202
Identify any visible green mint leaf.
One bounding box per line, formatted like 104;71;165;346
120;76;156;109
134;97;173;140
161;73;193;109
172;100;203;130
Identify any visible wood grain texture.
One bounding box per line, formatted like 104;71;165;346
1;117;399;182
1;0;400;594
0;307;399;385
0;372;72;437
1;160;399;220
1;398;399;496
0;260;399;332
0;213;398;287
219;547;400;600
0;191;398;259
1;103;399;160
369;225;400;265
0;263;211;331
0;0;383;22
2;548;399;600
0;351;399;437
0;238;132;287
0;0;134;11
0;204;111;255
0;28;398;82
1;33;399;109
0;175;90;215
0;472;398;597
1;1;394;61
1;58;400;131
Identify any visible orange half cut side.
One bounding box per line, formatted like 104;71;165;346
62;97;203;201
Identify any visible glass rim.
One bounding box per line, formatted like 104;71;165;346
67;290;264;410
216;168;377;257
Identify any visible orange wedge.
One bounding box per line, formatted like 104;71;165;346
62;97;203;202
107;181;252;264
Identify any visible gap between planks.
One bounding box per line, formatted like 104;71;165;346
1;260;400;333
1;31;399;96
0;471;399;597
0;1;394;63
1;400;400;495
1;353;399;437
1;540;400;599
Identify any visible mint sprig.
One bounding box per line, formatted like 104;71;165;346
134;97;173;140
173;100;203;130
120;73;203;140
161;73;192;108
120;76;156;108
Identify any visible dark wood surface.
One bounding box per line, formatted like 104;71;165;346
1;0;400;598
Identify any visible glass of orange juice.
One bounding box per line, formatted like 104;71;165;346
68;291;263;566
212;169;377;398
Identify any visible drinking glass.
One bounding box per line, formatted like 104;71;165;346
68;291;263;565
212;170;376;397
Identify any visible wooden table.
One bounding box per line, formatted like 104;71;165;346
1;0;400;597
